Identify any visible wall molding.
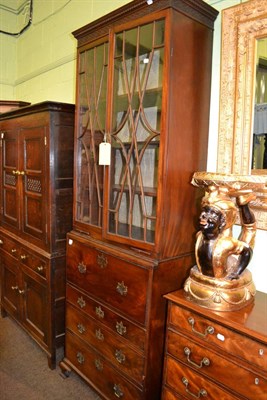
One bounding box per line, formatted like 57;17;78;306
15;53;76;85
0;1;29;15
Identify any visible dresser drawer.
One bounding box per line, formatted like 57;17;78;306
66;284;145;350
164;355;239;400
162;387;184;400
67;239;149;324
66;304;145;383
169;302;267;371
19;247;47;279
0;234;19;259
167;329;267;400
65;331;143;400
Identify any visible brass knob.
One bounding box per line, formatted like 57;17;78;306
0;239;3;245
95;306;104;319
77;323;86;334
116;281;128;296
113;384;124;398
97;253;108;269
95;329;104;341
115;349;126;364
116;321;127;336
94;359;103;371
76;352;85;364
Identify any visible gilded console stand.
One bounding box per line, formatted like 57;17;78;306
184;172;266;311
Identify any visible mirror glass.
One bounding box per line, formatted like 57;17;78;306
252;37;267;171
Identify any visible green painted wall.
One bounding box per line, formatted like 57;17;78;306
1;0;129;102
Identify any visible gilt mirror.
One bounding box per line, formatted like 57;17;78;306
218;0;267;230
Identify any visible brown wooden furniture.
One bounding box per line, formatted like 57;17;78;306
162;289;267;400
0;100;31;114
59;0;218;398
0;101;75;368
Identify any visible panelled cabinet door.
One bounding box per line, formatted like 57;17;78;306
1;129;20;230
1;257;21;319
22;272;48;344
20;128;47;242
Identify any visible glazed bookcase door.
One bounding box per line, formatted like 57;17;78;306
74;39;109;230
106;19;164;246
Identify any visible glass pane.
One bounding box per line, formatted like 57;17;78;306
108;20;164;243
75;42;108;227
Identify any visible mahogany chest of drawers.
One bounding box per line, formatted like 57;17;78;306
60;232;192;399
162;290;267;400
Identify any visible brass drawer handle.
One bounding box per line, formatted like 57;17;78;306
11;248;17;254
11;285;18;291
97;253;108;269
115;349;126;364
116;321;127;336
78;261;87;274
182;377;207;398
95;305;104;319
37;266;44;271
116;281;128;296
94;358;103;371
18;289;25;295
77;296;86;308
0;239;3;245
113;384;124;398
188;317;214;338
76;352;85;364
184;347;210;368
77;323;86;334
95;328;104;341
20;254;27;260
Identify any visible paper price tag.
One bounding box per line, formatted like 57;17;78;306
99;142;111;165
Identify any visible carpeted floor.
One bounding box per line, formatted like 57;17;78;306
0;314;101;400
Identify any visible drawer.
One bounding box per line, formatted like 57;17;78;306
0;234;19;259
164;355;239;400
167;329;267;400
67;284;146;350
66;304;145;383
67;239;149;324
19;247;47;279
65;331;143;400
169;302;267;371
162;387;183;400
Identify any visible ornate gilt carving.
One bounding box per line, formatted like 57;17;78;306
218;0;267;229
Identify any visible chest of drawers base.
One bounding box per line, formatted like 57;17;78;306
162;289;267;400
60;232;193;399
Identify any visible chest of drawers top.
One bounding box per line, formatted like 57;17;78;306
165;290;267;346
